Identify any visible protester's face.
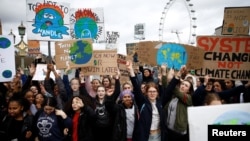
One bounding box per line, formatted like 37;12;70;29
196;78;201;87
141;84;146;94
123;84;132;91
102;78;110;88
92;79;100;90
35;94;44;104
122;94;133;107
205;82;213;91
213;82;222;92
25;91;35;104
224;79;234;89
71;79;80;91
9;79;20;90
44;105;55;115
72;97;83;112
179;80;191;94
144;70;150;77
147;87;158;101
97;87;106;99
8;101;23;118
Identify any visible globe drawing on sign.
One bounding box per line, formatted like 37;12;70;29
2;70;12;78
157;43;187;70
0;37;11;49
213;110;250;125
75;17;98;39
69;40;93;64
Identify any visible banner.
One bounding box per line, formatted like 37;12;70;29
28;40;40;54
117;54;130;83
26;0;71;40
196;36;250;80
126;41;204;70
55;39;93;69
0;35;15;82
222;7;250;35
188;103;250;141
81;50;118;76
32;64;60;81
70;8;105;42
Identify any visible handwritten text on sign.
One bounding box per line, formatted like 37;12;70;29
81;50;118;75
196;36;250;80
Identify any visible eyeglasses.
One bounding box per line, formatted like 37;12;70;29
148;90;157;93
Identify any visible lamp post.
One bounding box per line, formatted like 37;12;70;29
15;21;28;70
8;29;16;44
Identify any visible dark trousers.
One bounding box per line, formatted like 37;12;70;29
167;128;189;141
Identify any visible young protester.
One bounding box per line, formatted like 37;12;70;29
44;63;68;109
127;61;185;141
33;97;72;141
92;71;121;141
204;93;222;106
23;89;37;116
64;95;97;141
105;89;139;141
0;94;34;141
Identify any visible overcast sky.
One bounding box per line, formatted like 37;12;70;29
0;0;249;55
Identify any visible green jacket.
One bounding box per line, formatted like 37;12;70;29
163;77;193;133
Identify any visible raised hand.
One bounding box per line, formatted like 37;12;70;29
29;63;36;76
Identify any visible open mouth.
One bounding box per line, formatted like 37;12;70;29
45;21;53;26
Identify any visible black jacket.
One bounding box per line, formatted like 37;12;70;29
0;113;34;141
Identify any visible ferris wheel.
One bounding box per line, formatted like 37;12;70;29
158;0;197;45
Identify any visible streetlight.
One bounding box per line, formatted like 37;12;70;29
8;29;16;44
15;21;28;70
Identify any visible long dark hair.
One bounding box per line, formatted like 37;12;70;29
42;96;57;108
64;95;92;115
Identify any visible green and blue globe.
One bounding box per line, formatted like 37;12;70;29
74;17;98;39
157;43;187;70
69;40;93;64
213;110;250;125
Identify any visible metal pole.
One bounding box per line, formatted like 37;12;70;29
48;41;52;63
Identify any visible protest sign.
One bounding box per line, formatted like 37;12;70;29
196;36;250;80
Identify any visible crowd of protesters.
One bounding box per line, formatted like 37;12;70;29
0;56;250;141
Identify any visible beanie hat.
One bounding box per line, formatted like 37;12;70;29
119;90;134;100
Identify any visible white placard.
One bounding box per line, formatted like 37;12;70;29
188;103;250;141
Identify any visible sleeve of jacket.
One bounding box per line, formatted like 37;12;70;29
130;76;145;109
110;78;121;101
218;85;246;100
84;105;97;122
175;90;193;106
161;77;180;106
192;85;207;106
63;74;71;100
55;77;68;102
44;78;54;95
22;75;33;92
20;74;28;87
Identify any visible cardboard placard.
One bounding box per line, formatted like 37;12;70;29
28;40;40;54
222;7;250;35
196;35;250;80
117;54;130;84
81;50;118;75
55;39;93;69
